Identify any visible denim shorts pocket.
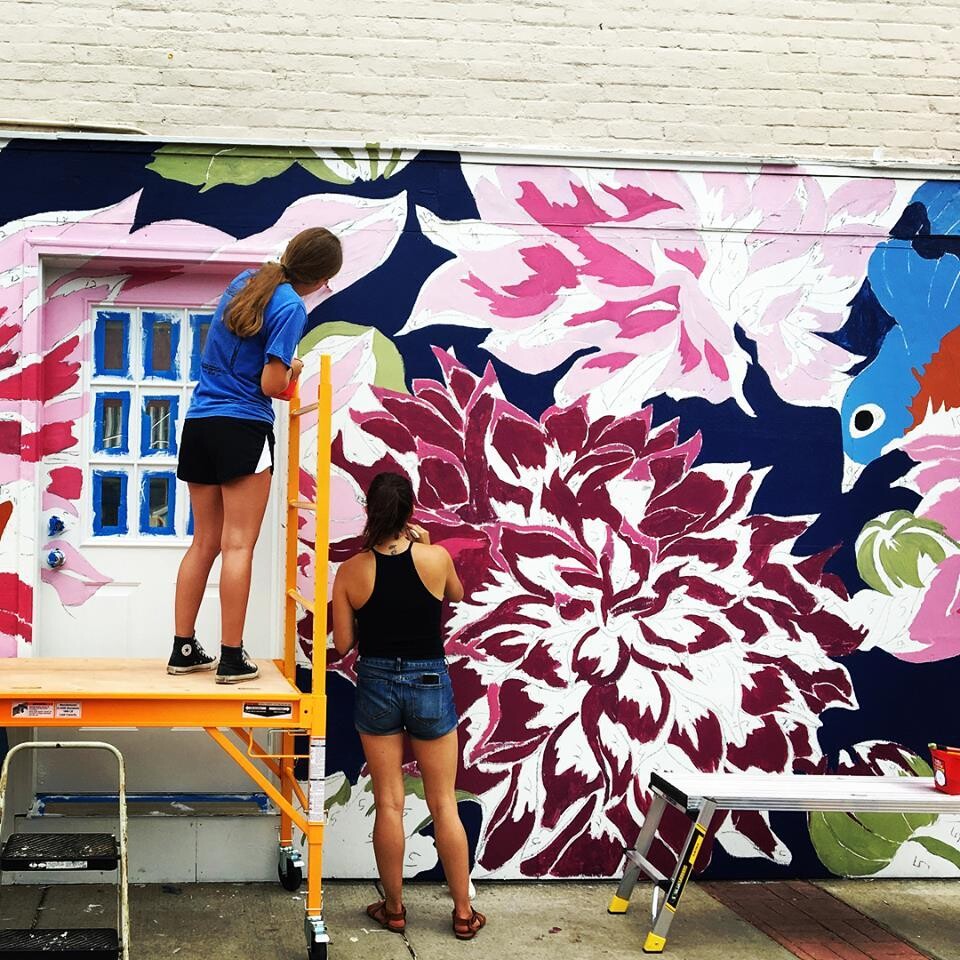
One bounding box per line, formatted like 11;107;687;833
354;676;393;728
409;682;442;724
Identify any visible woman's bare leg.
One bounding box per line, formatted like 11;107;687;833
174;483;223;637
218;469;271;648
360;732;407;914
410;730;472;918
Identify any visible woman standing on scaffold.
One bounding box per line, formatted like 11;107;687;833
168;228;342;683
332;472;486;940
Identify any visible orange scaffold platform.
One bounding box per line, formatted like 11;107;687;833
0;357;335;960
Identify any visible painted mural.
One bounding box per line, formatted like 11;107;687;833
1;138;959;881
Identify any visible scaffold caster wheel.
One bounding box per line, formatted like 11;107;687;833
308;943;328;960
279;858;304;891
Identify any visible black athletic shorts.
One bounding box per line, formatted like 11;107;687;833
177;416;275;485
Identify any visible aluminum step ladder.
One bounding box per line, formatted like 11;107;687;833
0;741;130;958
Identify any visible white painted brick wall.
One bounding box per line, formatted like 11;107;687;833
1;0;958;162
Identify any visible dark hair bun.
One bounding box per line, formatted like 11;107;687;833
361;472;415;550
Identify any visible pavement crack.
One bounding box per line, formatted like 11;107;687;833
402;932;419;959
30;885;50;930
373;880;418;958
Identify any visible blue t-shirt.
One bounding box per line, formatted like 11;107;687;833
187;270;308;425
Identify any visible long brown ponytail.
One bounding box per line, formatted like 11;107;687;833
225;227;343;338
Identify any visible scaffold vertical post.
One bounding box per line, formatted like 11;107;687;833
305;353;332;948
283;384;302;684
280;382;302;860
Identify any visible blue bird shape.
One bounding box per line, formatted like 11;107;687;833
840;235;960;478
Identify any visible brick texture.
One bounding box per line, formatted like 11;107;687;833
1;0;958;163
703;881;934;960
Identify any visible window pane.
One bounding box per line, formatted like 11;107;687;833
147;476;169;528
102;399;124;449
152;321;173;373
189;313;213;382
104;320;125;371
143;311;179;379
146;400;171;450
95;310;130;377
100;476;122;528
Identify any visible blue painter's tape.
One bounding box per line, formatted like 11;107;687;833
140;394;180;458
35;792;271;814
93;391;130;455
142;310;181;380
93;310;131;378
92;469;128;536
189;312;213;381
139;470;176;535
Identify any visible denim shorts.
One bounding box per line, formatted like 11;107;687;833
354;657;458;741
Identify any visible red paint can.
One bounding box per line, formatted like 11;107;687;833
930;745;960;795
276;379;298;402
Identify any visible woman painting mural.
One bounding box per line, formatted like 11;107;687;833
169;227;342;682
332;472;486;940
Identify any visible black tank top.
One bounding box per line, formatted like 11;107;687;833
355;546;444;659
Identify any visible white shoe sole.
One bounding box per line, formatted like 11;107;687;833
167;662;218;675
215;668;260;684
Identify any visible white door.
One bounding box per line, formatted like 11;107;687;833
35;278;285;796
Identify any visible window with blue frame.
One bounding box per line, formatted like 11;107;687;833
92;470;128;536
93;392;130;455
89;303;203;539
140;395;179;458
189;312;213;381
142;311;180;380
94;310;131;378
140;471;176;535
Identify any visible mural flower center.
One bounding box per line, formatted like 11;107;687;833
331;347;865;877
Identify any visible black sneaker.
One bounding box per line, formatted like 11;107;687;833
167;636;217;675
215;646;260;684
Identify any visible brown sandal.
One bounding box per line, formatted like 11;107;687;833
367;899;406;933
452;907;486;940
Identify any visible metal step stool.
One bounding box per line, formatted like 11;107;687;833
0;927;120;956
0;742;129;959
1;833;119;872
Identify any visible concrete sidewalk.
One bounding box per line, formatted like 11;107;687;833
0;879;954;959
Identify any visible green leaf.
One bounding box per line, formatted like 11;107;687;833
381;148;404;179
332;147;358;167
809;751;941;877
325;774;351;812
880;539;924;589
857;535;890;595
146;144;301;191
912;516;956;538
296;157;358;185
809;811;887;876
147;143;361;191
905;755;934;777
914;835;960;870
403;773;426;801
856;510;959;595
302;143;409;183
299;322;408;394
853;810;936;844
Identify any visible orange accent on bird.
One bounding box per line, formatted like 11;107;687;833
908;325;960;430
0;500;12;539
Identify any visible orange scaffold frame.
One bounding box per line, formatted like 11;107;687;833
0;356;334;959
